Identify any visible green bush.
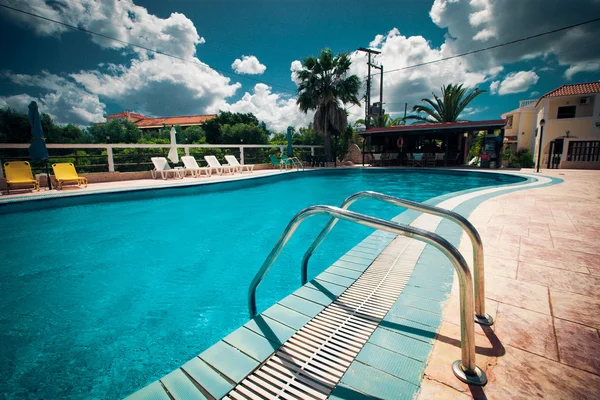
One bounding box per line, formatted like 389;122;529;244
516;148;534;168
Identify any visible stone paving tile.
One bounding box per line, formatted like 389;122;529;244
417;377;472;399
484;256;518;279
554;318;600;375
552;236;600;255
519;236;554;249
519;259;589;274
494;304;558;361
485;275;550;315
550;289;600;329
518;262;600;296
442;293;499;336
420;321;497;394
483;345;600;400
519;245;600;269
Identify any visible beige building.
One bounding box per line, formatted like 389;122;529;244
501;82;600;169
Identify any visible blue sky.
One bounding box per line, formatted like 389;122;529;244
0;0;599;131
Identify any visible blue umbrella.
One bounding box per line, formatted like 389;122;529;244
286;126;294;157
28;101;51;189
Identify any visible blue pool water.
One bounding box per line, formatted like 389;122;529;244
0;169;524;399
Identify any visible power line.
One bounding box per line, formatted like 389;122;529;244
0;2;298;93
382;17;600;75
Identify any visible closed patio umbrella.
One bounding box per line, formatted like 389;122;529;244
28;101;51;190
167;126;179;164
286;126;293;157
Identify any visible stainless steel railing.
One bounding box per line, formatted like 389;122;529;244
247;205;487;385
302;191;493;325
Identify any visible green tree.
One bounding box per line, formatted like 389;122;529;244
181;125;206;144
406;83;485;123
0;107;31;143
295;49;361;160
88;119;142;143
203;112;263;143
355;112;404;128
220;123;268;144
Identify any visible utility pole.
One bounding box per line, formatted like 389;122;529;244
358;47;381;130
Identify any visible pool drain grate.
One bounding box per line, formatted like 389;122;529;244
224;238;421;399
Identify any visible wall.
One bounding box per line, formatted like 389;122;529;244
548;96;594;119
542;119;596;156
504;113;520;137
559;161;600;169
518;112;537;151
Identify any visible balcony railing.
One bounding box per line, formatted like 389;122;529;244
519;99;537;108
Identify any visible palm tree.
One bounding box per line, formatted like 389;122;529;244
405;83;485;123
296;49;361;160
355;112;405;128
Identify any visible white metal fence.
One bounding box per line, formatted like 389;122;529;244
0;143;324;177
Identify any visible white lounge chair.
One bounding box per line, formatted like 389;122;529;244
181;156;212;177
204;155;234;175
151;157;183;180
224;155;254;173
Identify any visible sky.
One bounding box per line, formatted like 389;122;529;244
0;0;599;132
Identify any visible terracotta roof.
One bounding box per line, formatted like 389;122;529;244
135;114;217;128
105;111;147;122
361;120;506;135
536;82;600;106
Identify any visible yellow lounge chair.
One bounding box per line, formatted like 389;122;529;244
52;163;88;190
4;161;40;194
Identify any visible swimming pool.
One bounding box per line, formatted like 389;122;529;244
0;169;525;399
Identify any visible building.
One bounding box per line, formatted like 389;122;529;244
105;110;216;131
501;82;600;169
359;120;506;168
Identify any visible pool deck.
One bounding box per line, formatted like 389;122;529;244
0;169;292;203
5;167;599;399
419;169;600;400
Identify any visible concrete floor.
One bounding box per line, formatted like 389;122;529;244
417;169;600;400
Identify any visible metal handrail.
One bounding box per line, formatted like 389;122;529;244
302;191;493;325
248;205;487;385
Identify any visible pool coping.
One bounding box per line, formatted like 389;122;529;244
124;170;562;400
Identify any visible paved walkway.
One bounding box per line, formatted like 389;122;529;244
0;169;290;203
418;169;600;399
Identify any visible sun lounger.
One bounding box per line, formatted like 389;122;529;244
151;157;183;180
3;161;40;194
181;156;211;177
269;154;287;170
224;155;254;173
204;155;234;175
52;163;88;190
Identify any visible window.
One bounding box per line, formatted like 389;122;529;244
557;105;576;119
506;115;513;127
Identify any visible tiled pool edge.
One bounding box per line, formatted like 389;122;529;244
124;172;560;399
330;173;563;399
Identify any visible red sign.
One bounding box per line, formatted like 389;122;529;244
481;153;490;161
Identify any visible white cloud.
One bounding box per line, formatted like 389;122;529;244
231;56;266;75
491;70;539;95
1;71;106;125
0;0;202;59
564;61;600;80
0;0;242;124
490;81;500;94
350;28;490;120
215;83;311;132
530;91;540;96
429;0;600;77
290;60;303;86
